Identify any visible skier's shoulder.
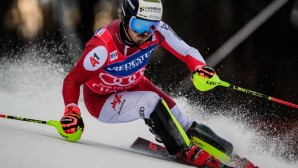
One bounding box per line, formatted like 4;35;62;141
88;19;120;47
156;21;175;34
155;21;181;41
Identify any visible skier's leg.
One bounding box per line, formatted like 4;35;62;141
97;91;160;123
131;78;233;154
84;83;257;167
170;105;233;154
146;98;227;167
146;99;190;155
162;103;257;168
129;77;193;131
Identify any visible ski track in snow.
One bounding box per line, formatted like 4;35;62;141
0;55;297;168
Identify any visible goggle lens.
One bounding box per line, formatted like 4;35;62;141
129;16;160;35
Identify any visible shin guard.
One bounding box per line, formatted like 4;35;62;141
147;99;190;155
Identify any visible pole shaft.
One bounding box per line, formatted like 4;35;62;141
230;84;269;99
0;114;47;124
269;97;298;109
229;84;298;109
0;114;82;142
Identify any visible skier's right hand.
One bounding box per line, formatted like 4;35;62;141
60;105;84;134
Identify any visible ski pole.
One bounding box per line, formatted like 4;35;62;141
193;73;298;109
220;82;298;109
0;114;82;142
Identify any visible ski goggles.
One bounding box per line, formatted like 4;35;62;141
129;16;160;35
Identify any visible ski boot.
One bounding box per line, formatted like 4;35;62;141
186;121;233;155
185;121;258;168
176;144;258;168
176;143;228;168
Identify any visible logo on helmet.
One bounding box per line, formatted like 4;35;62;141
137;0;163;20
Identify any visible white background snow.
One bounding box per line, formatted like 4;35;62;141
0;56;297;168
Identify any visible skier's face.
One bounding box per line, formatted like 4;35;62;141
127;28;152;45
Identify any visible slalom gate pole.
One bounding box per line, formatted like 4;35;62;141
0;114;82;142
217;80;298;109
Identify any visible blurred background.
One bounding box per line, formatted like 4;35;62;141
0;0;298;160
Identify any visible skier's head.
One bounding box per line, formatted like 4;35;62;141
121;0;163;35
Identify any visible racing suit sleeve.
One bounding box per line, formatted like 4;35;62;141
155;21;206;72
62;37;108;106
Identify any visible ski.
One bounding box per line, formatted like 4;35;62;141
130;137;257;168
130;137;177;161
130;137;229;167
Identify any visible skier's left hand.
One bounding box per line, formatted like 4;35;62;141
194;65;216;79
192;65;218;92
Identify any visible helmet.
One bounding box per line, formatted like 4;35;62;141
121;0;163;26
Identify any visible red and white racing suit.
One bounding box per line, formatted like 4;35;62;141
63;19;206;130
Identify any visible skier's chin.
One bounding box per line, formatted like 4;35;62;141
136;40;146;45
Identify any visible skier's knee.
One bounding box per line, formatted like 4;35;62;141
138;91;160;119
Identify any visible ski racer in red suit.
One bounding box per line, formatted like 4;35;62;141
60;0;258;167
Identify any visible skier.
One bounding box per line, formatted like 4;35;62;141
60;0;257;167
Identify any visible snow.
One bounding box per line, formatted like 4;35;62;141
0;57;297;168
0;122;181;168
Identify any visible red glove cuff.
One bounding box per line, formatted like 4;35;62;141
64;105;81;115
